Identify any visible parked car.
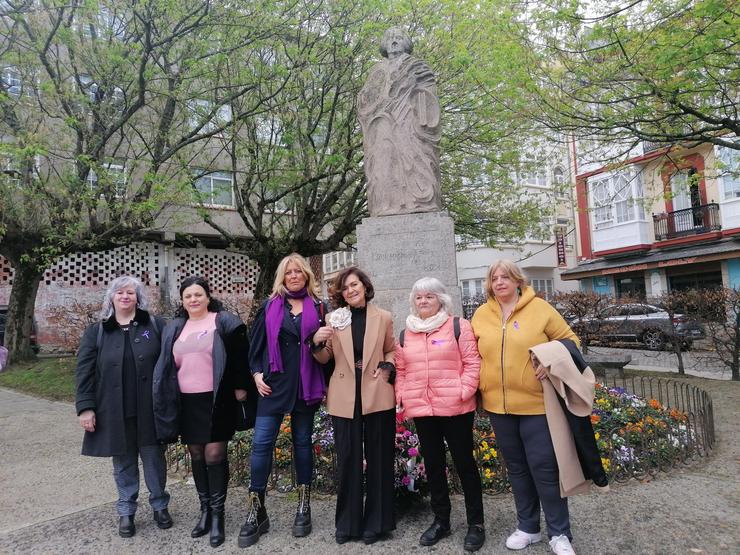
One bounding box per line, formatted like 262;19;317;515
0;306;40;353
571;303;705;351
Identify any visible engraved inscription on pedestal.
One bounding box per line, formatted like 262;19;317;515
357;212;461;332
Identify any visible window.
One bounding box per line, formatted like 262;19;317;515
589;170;644;228
718;145;740;199
461;279;484;298
591;177;612;228
87;163;126;197
323;251;356;274
2;66;22;96
521;170;547;188
531;278;554;298
188;99;232;133
75;7;127;40
193;171;234;207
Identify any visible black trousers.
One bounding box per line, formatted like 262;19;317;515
414;411;484;526
332;408;396;537
490;413;571;539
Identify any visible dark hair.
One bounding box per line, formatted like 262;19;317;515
175;275;224;318
329;266;375;308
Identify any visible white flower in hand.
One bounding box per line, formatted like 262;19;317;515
328;307;352;330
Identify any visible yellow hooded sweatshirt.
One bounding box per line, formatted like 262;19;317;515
471;286;579;415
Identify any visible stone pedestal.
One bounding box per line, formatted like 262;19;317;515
356;211;461;333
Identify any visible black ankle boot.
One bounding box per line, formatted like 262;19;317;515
191;459;211;538
207;461;229;548
463;524;486;552
292;484;312;537
118;515;135;538
238;491;269;548
419;519;451;546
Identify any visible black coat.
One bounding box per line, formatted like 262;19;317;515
152;311;256;443
558;338;609;488
248;298;326;416
75;309;165;457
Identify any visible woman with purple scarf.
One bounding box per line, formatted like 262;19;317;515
238;253;327;548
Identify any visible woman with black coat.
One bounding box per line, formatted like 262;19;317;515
152;276;256;548
75;275;171;539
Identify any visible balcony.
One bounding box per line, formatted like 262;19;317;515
653;203;721;241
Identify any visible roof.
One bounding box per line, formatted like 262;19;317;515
562;238;740;279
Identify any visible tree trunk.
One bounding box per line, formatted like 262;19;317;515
245;250;284;325
4;259;43;364
672;338;685;375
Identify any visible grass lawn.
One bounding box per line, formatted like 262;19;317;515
0;357;76;402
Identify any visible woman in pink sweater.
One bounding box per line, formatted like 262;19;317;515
395;277;484;551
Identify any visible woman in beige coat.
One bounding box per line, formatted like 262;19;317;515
313;267;396;545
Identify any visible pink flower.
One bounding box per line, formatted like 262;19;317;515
401;475;411;485
403;430;412;438
408;447;419;457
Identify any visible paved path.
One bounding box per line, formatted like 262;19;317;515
0;378;738;555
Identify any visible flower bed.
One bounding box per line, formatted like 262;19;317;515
167;380;706;497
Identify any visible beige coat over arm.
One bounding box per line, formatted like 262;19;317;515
313;303;396;419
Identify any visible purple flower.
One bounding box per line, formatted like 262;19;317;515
401;475;411;486
403;430;412;438
408;447;418;457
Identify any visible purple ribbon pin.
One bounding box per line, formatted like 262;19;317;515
142;330;150;340
513;321;520;330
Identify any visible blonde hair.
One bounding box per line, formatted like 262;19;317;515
485;259;529;299
270;253;321;298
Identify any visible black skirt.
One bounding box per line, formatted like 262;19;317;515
180;392;235;444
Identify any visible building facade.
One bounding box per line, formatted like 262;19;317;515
564;140;740;295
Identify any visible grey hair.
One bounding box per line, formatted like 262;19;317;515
409;277;453;317
100;275;148;320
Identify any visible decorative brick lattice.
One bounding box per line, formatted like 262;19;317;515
42;244;160;286
1;244;160;287
174;248;259;296
0;257;12;283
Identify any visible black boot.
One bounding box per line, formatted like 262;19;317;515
238;491;269;548
463;524;486;552
419;519;451;546
292;484;312;537
191;459;211;538
207;461;229;548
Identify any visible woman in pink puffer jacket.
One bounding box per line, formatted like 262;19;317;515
395;277;484;552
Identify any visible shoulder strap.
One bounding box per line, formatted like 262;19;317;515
95;322;103;350
399;329;405;348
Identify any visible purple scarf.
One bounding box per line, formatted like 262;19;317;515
265;288;325;404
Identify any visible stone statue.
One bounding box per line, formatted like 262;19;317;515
357;27;442;217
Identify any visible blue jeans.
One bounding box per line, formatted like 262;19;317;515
111;419;169;516
249;410;315;492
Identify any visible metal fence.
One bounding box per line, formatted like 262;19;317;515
167;376;714;494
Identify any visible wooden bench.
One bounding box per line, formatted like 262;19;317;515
585;354;632;379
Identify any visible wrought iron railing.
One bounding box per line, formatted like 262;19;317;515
167;376;714;493
653;203;721;241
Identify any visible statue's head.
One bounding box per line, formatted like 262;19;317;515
379;27;413;59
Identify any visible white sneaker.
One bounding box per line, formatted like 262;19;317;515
505;529;542;550
549;535;576;555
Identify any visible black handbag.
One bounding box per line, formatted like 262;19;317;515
235;399;256;431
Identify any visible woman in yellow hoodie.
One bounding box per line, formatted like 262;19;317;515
471;260;579;555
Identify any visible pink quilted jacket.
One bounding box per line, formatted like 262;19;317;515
395;316;481;418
